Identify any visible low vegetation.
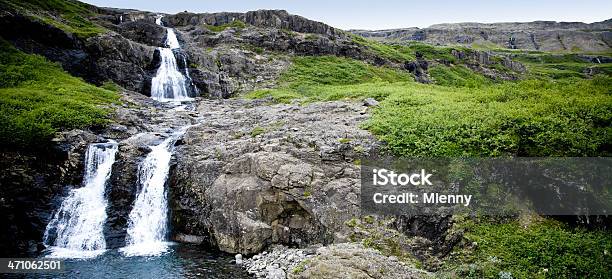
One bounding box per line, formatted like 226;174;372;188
365;76;611;157
246;47;611;158
428;64;493;87
246;55;412;103
447;218;612;278
350;34;416;62
205;20;247;32
0;39;119;148
0;0;106;38
246;38;612;278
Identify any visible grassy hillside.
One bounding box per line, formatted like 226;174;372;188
246;46;611;157
365;77;611;157
0;0;105;38
246;55;413;103
447;217;612;278
246;40;612;278
0;39;118;148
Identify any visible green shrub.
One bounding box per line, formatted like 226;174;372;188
429;65;493;88
281;55;412;86
455;219;612;278
250;126;265;137
0;39;118;148
205;20;247;32
405;42;464;62
350;34;415;62
364;76;612;157
245;55;412;102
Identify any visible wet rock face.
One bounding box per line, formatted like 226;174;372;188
85;33;158;93
171;99;379;254
104;135;154;248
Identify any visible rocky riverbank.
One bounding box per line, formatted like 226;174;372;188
241;243;431;279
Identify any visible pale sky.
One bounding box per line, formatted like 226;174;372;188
82;0;612;30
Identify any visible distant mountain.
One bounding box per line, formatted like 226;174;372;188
350;19;612;52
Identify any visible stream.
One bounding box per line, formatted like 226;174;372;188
25;16;251;278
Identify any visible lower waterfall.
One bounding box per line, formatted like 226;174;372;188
43;141;118;259
120;130;186;257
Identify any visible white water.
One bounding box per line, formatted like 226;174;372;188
165;28;181;50
43;141;118;259
151;16;193;102
121;130;187;257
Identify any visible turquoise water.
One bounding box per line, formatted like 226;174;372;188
8;244;250;279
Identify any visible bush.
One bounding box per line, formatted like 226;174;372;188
281;55;412;86
205;20;247;32
364;76;612;157
454;218;612;278
350;34;415;62
429;65;493;88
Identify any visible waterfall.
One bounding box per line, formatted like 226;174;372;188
120;130;187;257
165;28;181;50
151;16;193;102
43;141;118;258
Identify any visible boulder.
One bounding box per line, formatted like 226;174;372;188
170;99;379;254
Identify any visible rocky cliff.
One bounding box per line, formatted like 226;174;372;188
351;19;612;52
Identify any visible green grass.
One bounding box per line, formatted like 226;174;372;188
509;52;612;79
429;64;494;88
251;77;612;157
250;126;265;137
245;52;610;158
280;55;412;86
0;0;106;38
404;42;465;63
245;55;412;103
350;34;416;62
0;39;119;148
205;20;247;32
450;218;612;278
364;76;611;157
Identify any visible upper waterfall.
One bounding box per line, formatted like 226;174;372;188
151;16;193;102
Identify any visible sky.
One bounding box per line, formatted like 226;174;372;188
81;0;612;30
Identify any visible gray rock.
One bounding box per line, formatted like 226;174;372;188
267;267;286;279
289;243;431;279
363;98;379;107
170;99;379;254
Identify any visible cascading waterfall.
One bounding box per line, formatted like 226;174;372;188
120;129;187;257
151;16;193;102
43;141;118;258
